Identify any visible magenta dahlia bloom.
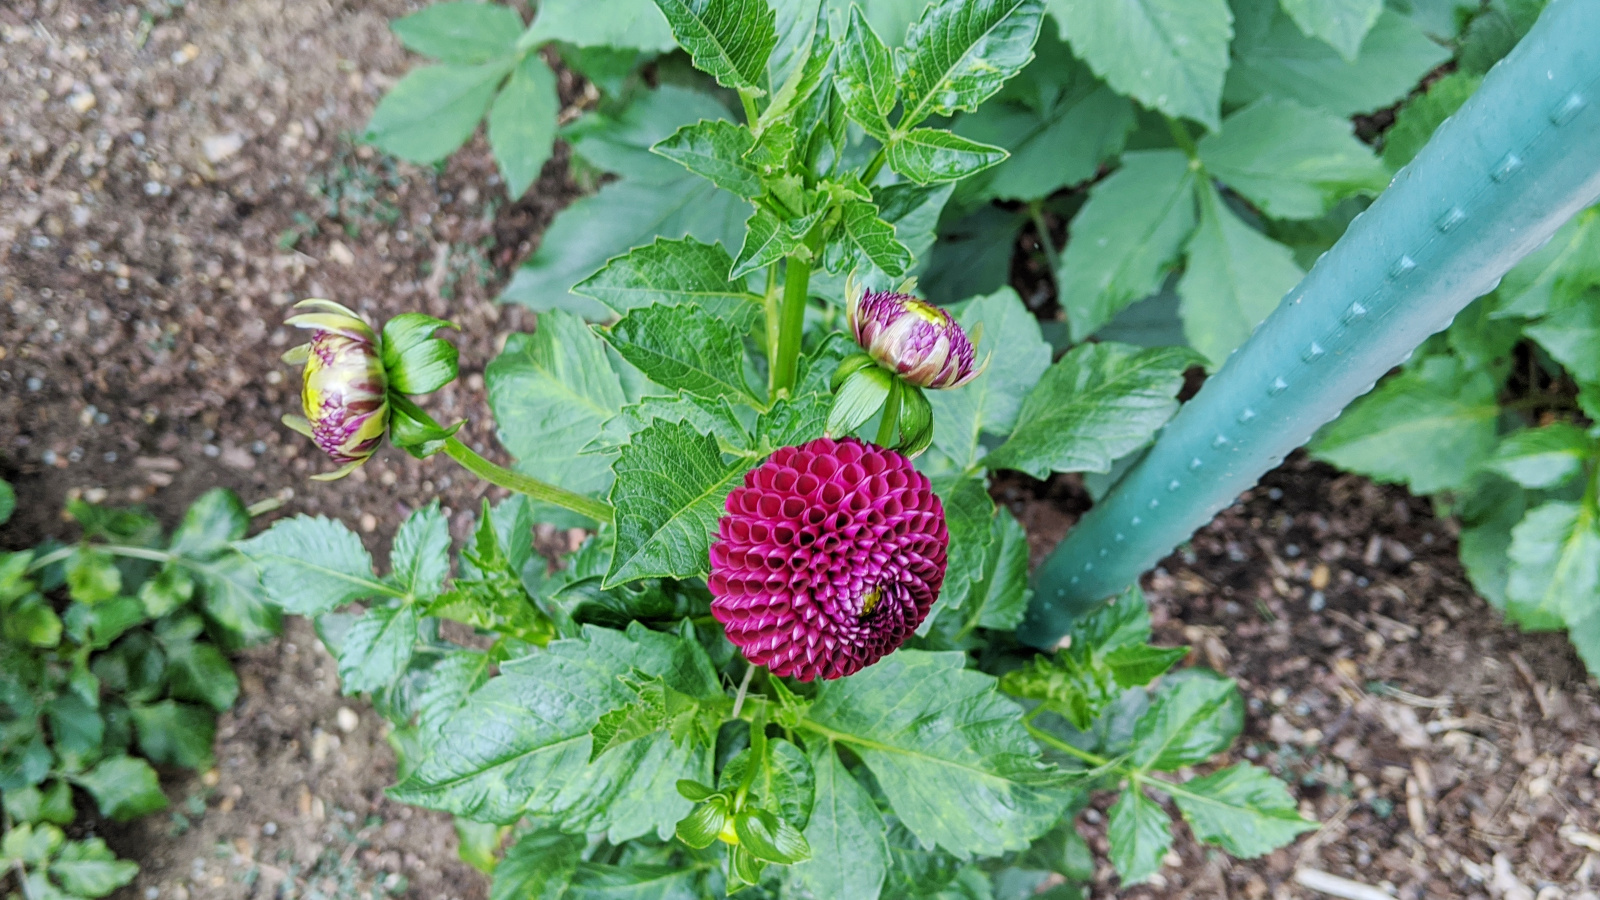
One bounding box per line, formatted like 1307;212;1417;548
848;289;980;389
709;437;949;681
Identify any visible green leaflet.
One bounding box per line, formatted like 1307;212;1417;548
799;650;1067;857
1493;208;1600;318
1525;293;1600;384
75;756;167;821
836;5;897;139
651;119;763;197
489;827;586;900
1106;788;1171;884
237;515;394;616
792;741;889;899
1279;0;1383;61
604;304;760;405
336;604;422;695
574;237;761;321
1382;71;1481;171
389;503;452;600
896;0;1046;128
523;0;678;51
363;60;512;164
927;476;997;627
985;342;1198;479
131;700;216;769
391;1;524;63
823;200;912;278
1127;669;1243;772
926;287;1052;469
652;0;777;92
886;128;1009;185
1506;501;1600;630
1484;425;1592;490
1165;763;1317;858
489;54;560;198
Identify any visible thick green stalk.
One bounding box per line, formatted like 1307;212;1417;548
1023;0;1600;647
772;253;814;395
875;378;902;446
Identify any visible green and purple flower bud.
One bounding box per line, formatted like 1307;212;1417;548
281;300;389;481
848;288;981;390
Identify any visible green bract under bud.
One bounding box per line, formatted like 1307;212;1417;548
282;300;389;481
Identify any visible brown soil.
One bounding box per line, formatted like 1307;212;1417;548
3;1;1598;900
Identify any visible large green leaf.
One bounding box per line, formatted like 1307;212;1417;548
524;0;678;51
944;506;1032;636
930;476;997;626
927;288;1052;470
1056;150;1198;340
896;0;1046;128
799;650;1066;857
489;54;560;198
1107;788;1171;884
337;604;422;695
1506;501;1600;630
1176;183;1304;367
391;2;524;63
486;310;630;515
1310;355;1499;494
390;503;452;599
1167;763;1317;857
652;0;777;92
605;304;758;404
1128;670;1243;772
836;5;898;139
238;516;393;615
1525;294;1600;384
391;623;720;838
75;756;166;821
1198;97;1387;220
364;60;512;163
651;119;763;197
1226;4;1450;116
985;343;1197;479
169;488;249;557
490;828;585;900
1046;0;1232;130
792;742;889;899
604;419;748;586
573;237;760;321
567;863;702;899
886;128;1009;185
1280;0;1383;60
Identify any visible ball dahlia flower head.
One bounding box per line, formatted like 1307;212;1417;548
709;437;949;681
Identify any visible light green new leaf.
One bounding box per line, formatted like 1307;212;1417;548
338;604;422;695
490;828;586;900
391;503;452;599
801;650;1067;857
1494;208;1600;319
605;304;757;404
523;0;678;52
1047;0;1232;130
391;2;523;63
1310;355;1499;494
1506;501;1600;629
986;343;1198;479
132;700;216;769
364;60;512;163
1226;6;1450;116
1168;763;1317;857
824;200;913;277
574;237;759;322
1107;788;1171;884
896;0;1047;128
837;6;897;139
1057;150;1198;341
928;287;1052;469
1198;97;1388;220
390;623;720;839
238;516;390;615
1280;0;1383;60
605;419;748;586
651;119;762;197
792;743;889;900
76;756;167;821
652;0;777;92
1177;183;1304;367
486;311;629;515
1128;670;1243;772
886;128;1009;185
1382;71;1481;171
1484;425;1592;490
49;837;139;897
489;54;560;198
1525;295;1600;384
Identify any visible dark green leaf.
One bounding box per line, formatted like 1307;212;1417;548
927;287;1052;468
76;756;167;821
238;515;391;615
50;836;139;897
1128;669;1242;772
824;200;913;277
1107;788;1171;884
836;6;897;139
605;419;748;585
338;604;422;695
46;693;103;769
1280;0;1383;60
897;0;1046;128
1485;425;1592;490
574;237;760;322
1526;294;1600;384
391;2;523;63
651;0;777;92
168;488;249;558
489;827;585;900
887;128;1009;185
651;119;763;197
391;502;452;599
364;60;511;163
132;700;216;769
490;54;561;198
165;639;240;711
605;304;758;404
986;343;1197;479
1167;763;1317;857
1198;97;1387;220
192;552;280;650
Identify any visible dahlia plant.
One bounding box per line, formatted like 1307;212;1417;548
240;0;1315;894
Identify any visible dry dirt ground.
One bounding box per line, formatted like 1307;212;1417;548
2;1;1598;899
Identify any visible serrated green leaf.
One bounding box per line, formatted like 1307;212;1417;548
487;311;629;519
391;2;523;63
586;394;752;456
489;53;560;198
338;604;421;695
1103;644;1188;688
191;552;280;650
605;420;748;585
793;741;889;899
800;650;1067;857
927;287;1052;469
1107;788;1171;884
524;0;678;52
1177;183;1304;367
835;6;897;139
1506;501;1600;629
887;128;1009;185
75;756;166;821
1046;0;1231;130
390;623;720;839
1484;425;1592;490
651;119;762;197
490;827;585;900
896;0;1046;128
652;0;777;92
1167;763;1317;857
1226;5;1450;116
824;200;913;277
1494;208;1600;319
1382;71;1481;170
1129;669;1242;771
947;506;1032;635
169;488;249;558
1526;293;1600;384
1457;475;1528;616
391;503;452;599
164;638;239;711
364;60;511;163
131;700;216;769
1310;355;1499;494
732;206;825;277
46;693;102;770
574;237;760;323
929;476;996;625
605;304;758;404
986;343;1197;479
1056;150;1198;340
49;836;139;897
238;516;392;615
1280;0;1383;60
755;392;832;451
1198;97;1388;220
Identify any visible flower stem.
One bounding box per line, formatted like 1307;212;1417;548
1165;115;1199;159
764;263;782;396
772;253;814;396
861;146;889;185
875;378;902;447
1027;201;1063;300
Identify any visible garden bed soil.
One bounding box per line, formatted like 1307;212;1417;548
2;1;1597;899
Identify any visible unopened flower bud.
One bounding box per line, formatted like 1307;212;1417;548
281;299;389;481
848;288;982;389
